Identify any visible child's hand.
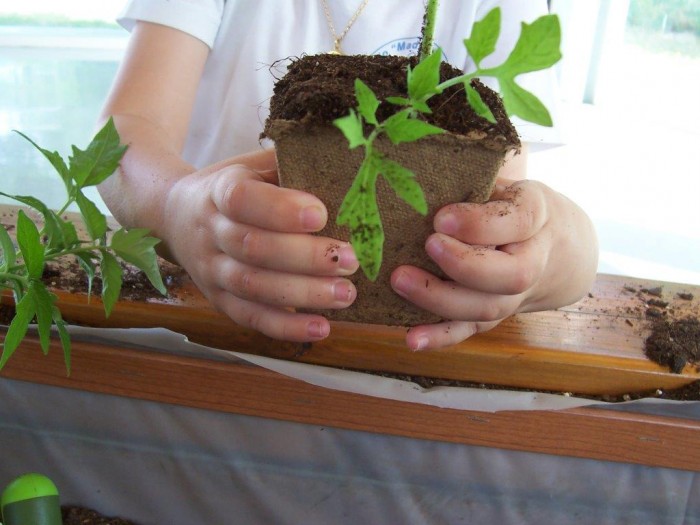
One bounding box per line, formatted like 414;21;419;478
390;179;598;351
161;149;359;342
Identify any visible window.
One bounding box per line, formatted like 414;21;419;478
1;0;698;285
537;0;700;284
0;1;126;213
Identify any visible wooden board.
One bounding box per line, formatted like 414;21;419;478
2;204;699;396
2;334;700;472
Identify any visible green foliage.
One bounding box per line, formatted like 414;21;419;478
335;75;442;281
334;7;562;280
456;8;562;126
0;118;166;372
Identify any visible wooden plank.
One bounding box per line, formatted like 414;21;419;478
2;335;700;472
2;204;699;395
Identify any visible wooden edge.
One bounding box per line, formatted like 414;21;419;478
2;201;699;396
3;289;696;397
2;335;700;472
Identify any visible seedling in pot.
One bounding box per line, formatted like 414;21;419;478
334;3;562;280
0;118;165;373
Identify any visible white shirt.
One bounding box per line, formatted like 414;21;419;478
118;0;559;168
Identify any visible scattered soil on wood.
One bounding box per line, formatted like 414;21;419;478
620;284;700;375
265;53;519;148
62;505;136;525
348;281;700;402
645;317;700;374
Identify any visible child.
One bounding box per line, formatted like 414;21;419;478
99;0;598;350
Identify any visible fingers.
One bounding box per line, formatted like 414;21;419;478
434;180;548;246
212;216;359;276
211;165;328;233
210;253;356;310
392;266;522;322
207;148;279;183
209;288;332;342
406;320;501;352
424;233;547;296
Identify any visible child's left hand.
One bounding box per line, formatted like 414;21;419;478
390;178;599;351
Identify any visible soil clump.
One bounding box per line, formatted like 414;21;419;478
62;505;136;525
266;53;519;148
645;317;700;374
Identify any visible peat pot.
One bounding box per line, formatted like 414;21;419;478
264;54;520;326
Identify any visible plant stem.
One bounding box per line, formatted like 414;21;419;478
419;0;439;60
436;67;499;92
0;272;26;287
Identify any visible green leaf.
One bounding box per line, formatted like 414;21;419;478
333;109;366;149
52;306;72;375
16;210;44;279
348;192;383;282
59;218;79;249
68;117;127;189
377;158;428;215
499;78;553;127
387;96;433;114
13;130;72;193
29;280;57;355
0;225;16;271
407;49;443;102
459;13;561;127
76;190;108;241
410;100;433;114
75;251;97;297
99;250;123;317
501;15;562;77
0;290;34;369
386;96;411;106
383;110;444;145
355;79;380;126
466;83;497;123
336;155;384;281
337;156;372;223
110;228;166;295
0;193;73;250
464;7;501;67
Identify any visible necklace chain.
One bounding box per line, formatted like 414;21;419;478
320;0;370;54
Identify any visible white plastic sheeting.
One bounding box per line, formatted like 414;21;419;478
0;327;699;524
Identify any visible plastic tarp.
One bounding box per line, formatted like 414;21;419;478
1;327;699;524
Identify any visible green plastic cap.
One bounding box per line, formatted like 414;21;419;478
1;474;59;508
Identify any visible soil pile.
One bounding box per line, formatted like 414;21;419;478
266;54;519;149
62;505;136;525
645;317;700;374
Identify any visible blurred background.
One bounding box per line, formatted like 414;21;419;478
1;0;698;284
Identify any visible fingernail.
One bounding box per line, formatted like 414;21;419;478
307;321;329;339
435;213;457;235
412;336;429;352
301;205;324;231
426;236;445;259
333;280;354;302
393;270;412;297
338;244;358;271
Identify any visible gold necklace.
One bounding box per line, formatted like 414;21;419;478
320;0;370;55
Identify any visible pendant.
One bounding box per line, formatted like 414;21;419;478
329;38;343;55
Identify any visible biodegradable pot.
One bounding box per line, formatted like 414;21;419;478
264;54;520;326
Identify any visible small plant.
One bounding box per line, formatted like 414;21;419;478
0;118;165;372
334;4;562;280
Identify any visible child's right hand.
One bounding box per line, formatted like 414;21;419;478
98;22;359;342
160;149;359;342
